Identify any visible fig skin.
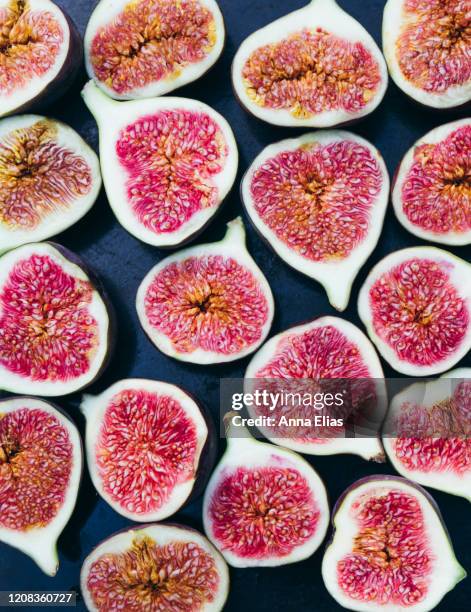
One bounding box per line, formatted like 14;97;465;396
0;6;83;119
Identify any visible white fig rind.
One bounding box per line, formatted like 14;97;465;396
242;131;390;311
233;0;388;128
82;81;238;247
358;247;471;376
84;0;225;100
0;397;82;576
80;379;210;522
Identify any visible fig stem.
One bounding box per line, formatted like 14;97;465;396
81;81;117;122
223;217;246;246
223;410;253;443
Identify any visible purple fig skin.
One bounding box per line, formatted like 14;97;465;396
1;7;83;118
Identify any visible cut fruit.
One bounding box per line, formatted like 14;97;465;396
242;131;390;310
0;396;82;576
203;414;329;567
81;523;229;612
358;247;471;376
0;115;102;253
82;81;238;247
322;476;466;612
393;119;471;246
383;369;471;501
383;0;471;109
81;379;216;522
136;217;274;364
0;242;113;396
84;0;225;100
0;0;82;118
232;0;388;128
245;316;386;461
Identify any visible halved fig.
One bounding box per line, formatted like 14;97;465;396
245;316;386;461
84;0;225;101
383;0;471;109
232;0;388;128
322;476;466;611
242;131;390;310
0;396;82;576
358;247;471;376
136;217;274;364
0;242;113;396
82;81;238;247
203;414;329;567
393;119;471;246
81;523;229;612
0;0;82;118
81;379;216;522
383;369;471;501
0;115;102;253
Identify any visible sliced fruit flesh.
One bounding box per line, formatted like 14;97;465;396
0;407;72;530
392;380;471;475
249;140;383;261
0;253;99;381
401;124;471;236
338;488;433;606
87;534;220;611
243;29;382;118
89;0;217;95
369;258;469;368
116;110;228;235
208;466;320;559
396;0;471;94
0;0;64;96
144;255;270;355
96;389;198;516
0;119;94;231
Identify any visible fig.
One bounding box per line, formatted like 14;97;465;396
0;242;113;396
80;523;229;612
203;414;329;567
358;247;471;376
82;81;238;247
241;131;390;311
393;119;471;246
0;0;82;118
232;0;388;128
0;115;102;253
245;316;386;461
383;0;471;110
136;217;274;364
383;369;471;501
322;476;466;611
84;0;225;100
0;396;82;575
80;379;216;522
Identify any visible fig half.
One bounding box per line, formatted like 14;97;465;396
136;217;275;364
383;369;471;501
322;476;466;611
242;130;390;311
0;115;102;253
383;0;471;110
0;0;82;118
358;247;471;376
232;0;388;128
0;396;82;576
0;242;113;396
82;81;238;248
84;0;225;100
245;316;386;461
203;414;329;567
81;523;229;612
393;119;471;246
81;379;216;522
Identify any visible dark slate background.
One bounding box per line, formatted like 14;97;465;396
1;1;470;610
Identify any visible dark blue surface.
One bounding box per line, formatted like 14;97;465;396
1;1;470;610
